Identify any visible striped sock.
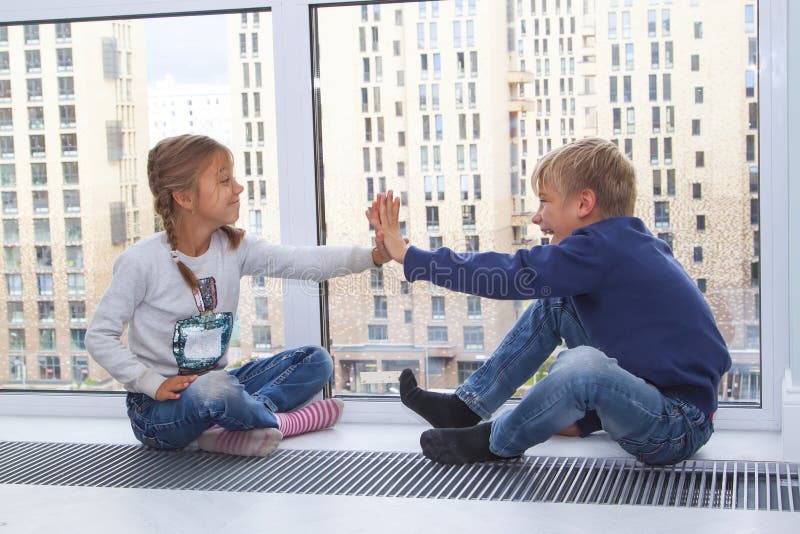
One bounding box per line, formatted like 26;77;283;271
275;399;345;438
197;426;283;457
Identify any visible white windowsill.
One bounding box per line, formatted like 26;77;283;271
0;403;784;463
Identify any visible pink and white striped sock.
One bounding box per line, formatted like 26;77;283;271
197;426;282;457
275;399;345;437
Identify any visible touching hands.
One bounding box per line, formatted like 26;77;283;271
374;190;408;264
154;374;197;401
365;192;410;265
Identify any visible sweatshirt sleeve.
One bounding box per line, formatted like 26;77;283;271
402;231;606;300
238;235;376;281
84;250;166;399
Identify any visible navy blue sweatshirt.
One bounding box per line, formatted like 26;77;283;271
403;217;731;415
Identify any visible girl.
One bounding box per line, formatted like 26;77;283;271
86;134;392;456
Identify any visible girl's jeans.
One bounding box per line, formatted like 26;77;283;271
454;298;714;465
126;345;332;450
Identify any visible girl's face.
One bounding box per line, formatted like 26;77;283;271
193;152;243;227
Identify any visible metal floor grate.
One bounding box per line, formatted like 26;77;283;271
1;441;798;510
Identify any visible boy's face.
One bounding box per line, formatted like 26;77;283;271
532;179;584;245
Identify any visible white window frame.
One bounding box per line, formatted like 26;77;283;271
0;0;794;435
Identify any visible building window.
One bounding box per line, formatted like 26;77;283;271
9;355;25;382
69;301;86;323
695;151;705;167
427;325;448;343
67;273;85;295
431;296;445;320
697;215;706;231
654;201;670;228
32;190;49;213
64;190;80;212
253;325;272;350
374;295;388;319
39;301;56;326
39;329;56;351
56;48;73;70
370;268;384;292
463;326;484;350
38;355;61;380
72;356;89;383
457;361;481;384
368;324;388;341
7;301;24;323
693;246;704;263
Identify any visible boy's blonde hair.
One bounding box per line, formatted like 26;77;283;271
531;138;637;218
147;134;244;291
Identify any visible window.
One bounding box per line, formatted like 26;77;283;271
7;302;24;324
427;325;448;343
463;326;484;350
38;356;61;381
694;21;703;38
56;48;73;70
458;361;481;384
40;329;56;351
64;190;80;212
67;273;84;296
69;301;86;323
374;295;387;319
252;325;272;350
654;201;670;228
431;296;445;320
65;218;81;241
368;324;388;341
72;357;89;383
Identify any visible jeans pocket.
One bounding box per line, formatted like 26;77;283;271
618;434;688;466
127;395;179;450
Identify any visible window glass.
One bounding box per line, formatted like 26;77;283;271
0;11;279;391
314;1;760;404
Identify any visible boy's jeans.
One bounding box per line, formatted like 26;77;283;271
454;298;714;465
126;345;332;450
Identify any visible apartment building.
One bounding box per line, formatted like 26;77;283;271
0;20;152;389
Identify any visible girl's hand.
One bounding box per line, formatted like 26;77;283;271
366;195;409;265
155;375;197;401
376;190;408;264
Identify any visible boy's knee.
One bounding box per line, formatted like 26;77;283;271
555;346;613;372
301;346;334;378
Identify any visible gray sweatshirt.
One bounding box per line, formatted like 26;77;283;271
85;230;376;399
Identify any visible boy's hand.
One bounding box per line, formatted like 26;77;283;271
376;190;408;264
366;195;409;265
155;375;197;401
366;197;393;265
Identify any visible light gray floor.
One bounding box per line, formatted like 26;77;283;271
1;416;797;534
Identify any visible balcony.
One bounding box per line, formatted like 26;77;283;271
509;97;535;113
507;70;534;84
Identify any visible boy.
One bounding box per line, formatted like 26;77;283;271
369;138;731;465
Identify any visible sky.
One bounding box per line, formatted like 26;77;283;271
145;14;230;85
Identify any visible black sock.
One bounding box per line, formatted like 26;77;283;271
420;422;515;465
399;369;481;428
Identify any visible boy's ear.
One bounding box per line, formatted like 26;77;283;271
576;188;598;219
171;190;194;212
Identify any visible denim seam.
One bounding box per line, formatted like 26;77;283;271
490;380;665;456
454;385;491;420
